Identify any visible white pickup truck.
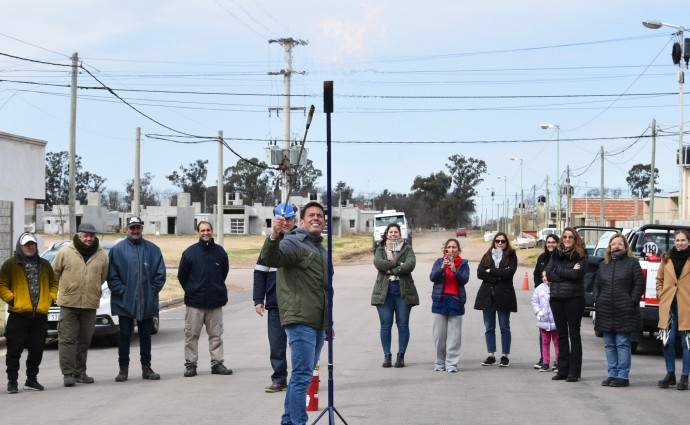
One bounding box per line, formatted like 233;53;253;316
372;210;412;251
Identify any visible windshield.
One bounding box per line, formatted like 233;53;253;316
375;215;405;227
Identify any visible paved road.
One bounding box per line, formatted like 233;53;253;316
1;231;687;424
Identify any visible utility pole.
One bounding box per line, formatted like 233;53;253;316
268;38;307;202
68;52;78;234
650;118;657;223
133;127;141;216
599;146;604;226
565;165;571;227
217;130;224;246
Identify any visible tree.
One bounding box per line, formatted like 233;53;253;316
626;163;660;198
410;172;452;227
125;172;158;209
224;158;271;205
166;159;208;203
333;181;354;206
444;155;488;227
45;151;107;209
286;159;323;197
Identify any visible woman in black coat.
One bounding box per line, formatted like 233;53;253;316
474;232;518;368
593;233;644;388
546;227;587;382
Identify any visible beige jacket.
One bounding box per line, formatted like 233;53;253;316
656;255;690;331
53;243;109;309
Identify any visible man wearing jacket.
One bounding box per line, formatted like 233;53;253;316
253;203;298;393
261;201;329;425
178;221;232;377
107;216;166;382
53;222;109;387
0;232;58;394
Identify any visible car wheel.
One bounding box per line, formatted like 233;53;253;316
151;316;160;335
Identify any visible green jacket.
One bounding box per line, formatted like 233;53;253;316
261;228;329;330
53;243;109;310
371;243;419;306
0;256;58;315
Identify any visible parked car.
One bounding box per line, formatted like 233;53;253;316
514;233;537;249
456;227;467;237
536;227;558;246
37;239;159;346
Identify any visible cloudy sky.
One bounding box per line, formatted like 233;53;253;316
0;1;687;214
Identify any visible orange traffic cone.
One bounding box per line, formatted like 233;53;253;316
522;272;529;291
306;362;320;411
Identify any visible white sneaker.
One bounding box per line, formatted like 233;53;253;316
434;365;445;372
447;366;458;373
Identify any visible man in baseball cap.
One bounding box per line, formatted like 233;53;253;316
53;222;108;387
0;232;58;393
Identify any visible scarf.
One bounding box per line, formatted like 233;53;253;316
610;249;625;260
670;247;690;278
386;239;403;261
491;248;503;268
443;256;463;296
73;234;100;257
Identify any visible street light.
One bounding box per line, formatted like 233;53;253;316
643;19;688;222
497;176;507;233
540;123;560;233
510;157;523;236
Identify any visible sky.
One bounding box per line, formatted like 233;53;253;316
0;1;688;217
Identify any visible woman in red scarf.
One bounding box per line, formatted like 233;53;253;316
429;238;470;372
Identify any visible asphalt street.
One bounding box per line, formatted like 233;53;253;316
0;231;687;424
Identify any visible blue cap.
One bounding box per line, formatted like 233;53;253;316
274;203;297;218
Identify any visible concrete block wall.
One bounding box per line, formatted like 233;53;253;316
0;201;13;265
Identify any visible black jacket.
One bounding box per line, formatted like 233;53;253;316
533;251;551;288
546;249;587;299
178;238;229;309
474;250;518;312
593;255;645;332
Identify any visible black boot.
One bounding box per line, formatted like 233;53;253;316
658;372;676;388
115;366;128;382
678;375;689;391
382;354;392;368
142;365;160;380
394;353;405;368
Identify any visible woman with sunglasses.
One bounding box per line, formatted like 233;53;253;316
474;232;518;367
531;234;560;370
546;227;588;382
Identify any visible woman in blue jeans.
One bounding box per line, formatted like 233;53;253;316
372;223;419;368
656;228;690;390
474;232;518;368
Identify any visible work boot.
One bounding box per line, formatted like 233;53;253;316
142;365;161;380
63;375;76;387
211;362;233;375
184;364;197;377
382;354;392;368
394;353;405;368
678;375;689;391
115;366;129;382
658;372;676;388
74;373;95;384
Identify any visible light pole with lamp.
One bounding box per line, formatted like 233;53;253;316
540;124;560;233
510;157;523;236
497;176;507;233
642;19;688;222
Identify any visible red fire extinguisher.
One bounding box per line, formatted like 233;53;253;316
306;361;320;411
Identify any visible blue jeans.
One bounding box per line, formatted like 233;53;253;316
663;300;690;376
603;332;632;379
376;294;412;354
281;324;324;425
267;308;288;384
482;304;511;354
117;316;154;366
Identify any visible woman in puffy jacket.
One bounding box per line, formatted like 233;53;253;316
429;238;470;373
546;227;587;382
593;233;644;388
474;232;517;368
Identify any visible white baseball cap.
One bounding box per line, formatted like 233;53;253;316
19;233;38;245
